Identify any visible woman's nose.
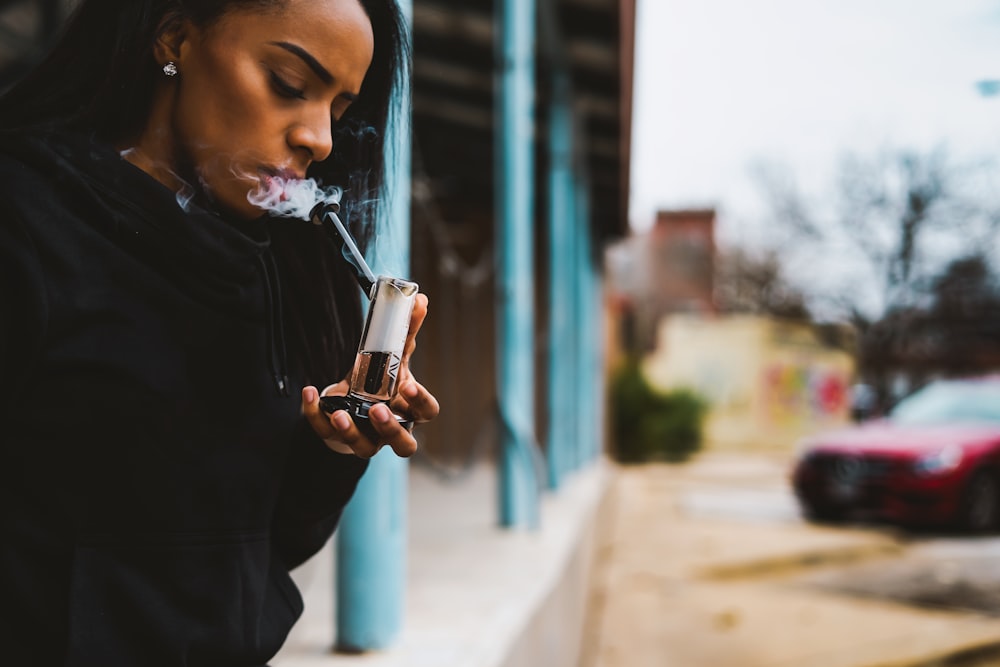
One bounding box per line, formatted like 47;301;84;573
288;116;333;164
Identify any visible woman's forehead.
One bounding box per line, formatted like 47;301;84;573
209;0;373;46
213;0;370;29
207;0;374;84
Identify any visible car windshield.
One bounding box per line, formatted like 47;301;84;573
891;381;1000;426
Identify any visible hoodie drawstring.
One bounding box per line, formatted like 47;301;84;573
258;251;291;397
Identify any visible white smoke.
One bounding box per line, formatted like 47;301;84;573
247;175;343;220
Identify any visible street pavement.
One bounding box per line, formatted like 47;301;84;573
581;454;1000;667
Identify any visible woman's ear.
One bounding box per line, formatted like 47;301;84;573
152;11;191;68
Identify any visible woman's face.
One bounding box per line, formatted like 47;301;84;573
145;0;374;219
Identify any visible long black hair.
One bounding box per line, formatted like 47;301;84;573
0;0;411;385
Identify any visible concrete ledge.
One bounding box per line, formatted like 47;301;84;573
697;541;904;581
880;639;1000;667
273;458;611;667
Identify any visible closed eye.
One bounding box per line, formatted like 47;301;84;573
268;70;306;100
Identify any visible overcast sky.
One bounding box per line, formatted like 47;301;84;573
629;0;1000;245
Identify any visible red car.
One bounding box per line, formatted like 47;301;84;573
792;376;1000;532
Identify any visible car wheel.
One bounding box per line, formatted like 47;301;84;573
958;470;1000;533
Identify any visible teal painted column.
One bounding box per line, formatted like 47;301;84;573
580;185;602;464
546;74;574;491
496;0;540;528
584;223;596;466
573;176;592;470
593;275;606;462
582;221;600;464
335;0;412;651
583;184;601;464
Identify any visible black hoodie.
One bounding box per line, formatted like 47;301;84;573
0;130;368;666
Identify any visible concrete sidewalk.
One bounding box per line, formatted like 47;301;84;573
273;459;609;667
584;456;1000;667
273;453;1000;667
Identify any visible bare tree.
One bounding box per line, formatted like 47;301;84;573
859;254;1000;400
751;148;1000;327
714;246;810;320
921;254;1000;374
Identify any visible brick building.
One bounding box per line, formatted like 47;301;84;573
608;208;717;352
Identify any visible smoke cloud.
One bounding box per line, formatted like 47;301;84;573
247;175;343;220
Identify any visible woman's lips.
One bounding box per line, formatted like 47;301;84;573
258;168;305;203
261;167;305;182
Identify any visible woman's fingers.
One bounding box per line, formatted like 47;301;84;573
301;385;354;454
409;293;428;337
303;293;432;460
301;385;330;437
321;380;350;397
391;379;440;423
368;403;419;458
328;401;418;459
402;294;428;363
327;409;380;458
303;385;420;459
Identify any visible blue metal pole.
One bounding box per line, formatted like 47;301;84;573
579;183;600;464
335;0;412;650
546;75;573;491
582;224;599;464
572;176;590;471
496;0;540;528
584;186;601;464
593;275;607;462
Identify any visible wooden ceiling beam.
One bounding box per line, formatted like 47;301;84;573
413;3;493;44
414;57;492;94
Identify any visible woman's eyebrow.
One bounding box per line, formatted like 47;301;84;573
269;41;333;84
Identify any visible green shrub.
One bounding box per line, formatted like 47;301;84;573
609;358;708;463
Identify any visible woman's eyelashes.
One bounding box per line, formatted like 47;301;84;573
268;70;306;100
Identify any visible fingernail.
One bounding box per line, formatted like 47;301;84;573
304;386;317;403
402;383;418;398
372;405;391;424
333;411;352;430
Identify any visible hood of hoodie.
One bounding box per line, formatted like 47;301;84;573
0;128;293;395
0;128;274;310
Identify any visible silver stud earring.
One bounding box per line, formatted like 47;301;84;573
163;62;178;77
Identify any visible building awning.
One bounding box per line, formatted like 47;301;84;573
412;0;635;243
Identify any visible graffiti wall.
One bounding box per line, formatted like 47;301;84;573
643;314;855;451
760;362;849;426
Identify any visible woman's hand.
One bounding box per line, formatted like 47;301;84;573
301;293;439;458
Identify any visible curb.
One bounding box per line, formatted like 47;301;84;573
867;638;1000;667
696;541;904;580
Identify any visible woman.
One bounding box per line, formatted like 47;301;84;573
0;0;437;664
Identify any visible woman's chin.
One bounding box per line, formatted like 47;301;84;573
207;185;269;221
